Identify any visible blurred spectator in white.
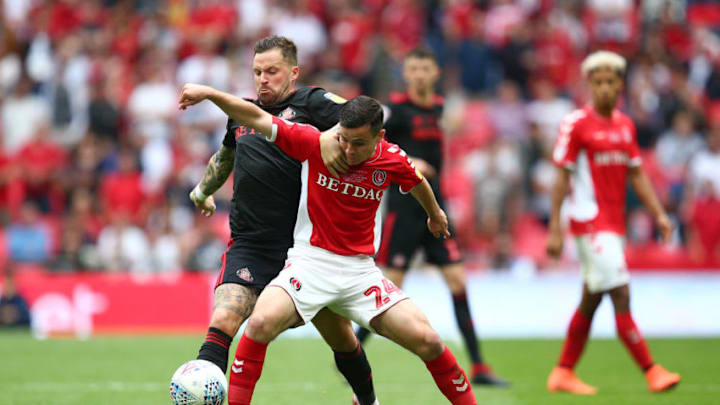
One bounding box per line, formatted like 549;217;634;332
176;30;229;134
146;202;182;273
237;0;269;38
487;80;528;143
127;55;176;141
1;74;50;154
655;110;705;199
96;212;151;273
6;202;52;263
270;0;327;67
526;78;575;152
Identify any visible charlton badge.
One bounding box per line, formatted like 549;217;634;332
289;277;302;291
372;169;386;186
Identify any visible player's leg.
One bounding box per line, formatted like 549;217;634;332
355;266;405;343
197;243;265;374
609;284;680;392
197;283;259;373
313;309;377;405
228;286;301;405
356;209;420;344
547;283;602;394
371;300;477;405
438;260;508;386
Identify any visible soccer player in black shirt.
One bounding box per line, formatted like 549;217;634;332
187;36;377;405
355;48;509;386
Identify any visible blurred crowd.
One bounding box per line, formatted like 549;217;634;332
1;0;719;274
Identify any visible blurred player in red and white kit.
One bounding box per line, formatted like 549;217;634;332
355;48;508;387
179;85;478;405
546;51;681;394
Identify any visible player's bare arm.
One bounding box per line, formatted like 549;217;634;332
179;83;274;137
319;124;349;177
628;166;673;243
190;145;235;217
546;167;571;258
409;178;450;239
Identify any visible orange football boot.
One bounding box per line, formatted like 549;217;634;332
547;366;598;394
645;364;680;392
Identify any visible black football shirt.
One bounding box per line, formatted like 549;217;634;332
383;92;445;212
221;87;345;250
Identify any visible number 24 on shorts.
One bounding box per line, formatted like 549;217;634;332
364;279;400;309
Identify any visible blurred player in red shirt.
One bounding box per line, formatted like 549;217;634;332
546;51;681;394
180;85;477;405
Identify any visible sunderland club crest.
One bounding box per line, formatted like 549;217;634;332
279;107;296;120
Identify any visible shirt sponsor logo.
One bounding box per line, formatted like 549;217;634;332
372;169;387;186
593;151;630;166
236;267;254;282
316;173;384;201
289;277;302;291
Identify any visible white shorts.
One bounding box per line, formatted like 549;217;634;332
268;242;408;331
574;232;630;293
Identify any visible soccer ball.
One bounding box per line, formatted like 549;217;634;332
169;359;228;405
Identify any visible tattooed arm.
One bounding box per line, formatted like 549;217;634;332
189;144;235;217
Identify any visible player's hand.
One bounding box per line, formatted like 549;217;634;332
656;213;674;244
412;157;437;179
189;191;216;217
427;210;451;239
546;229;564;259
320;129;349;177
179;83;212;110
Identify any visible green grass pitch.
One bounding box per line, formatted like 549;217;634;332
1;331;718;404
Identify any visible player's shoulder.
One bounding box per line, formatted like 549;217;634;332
559;107;591;132
613;110;635;127
295;86;347;106
380;140;412;165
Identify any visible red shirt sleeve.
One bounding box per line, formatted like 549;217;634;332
552;111;584;169
386;142;424;193
270;116;320;161
626;119;642;167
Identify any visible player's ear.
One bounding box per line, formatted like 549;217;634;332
290;65;300;81
377;129;386;140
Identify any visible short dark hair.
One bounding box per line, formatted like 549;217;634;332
339;96;384;136
254;35;298;66
405;47;437;63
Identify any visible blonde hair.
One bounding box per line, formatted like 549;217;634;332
581;51;627;78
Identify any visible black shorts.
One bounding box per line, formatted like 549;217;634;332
376;207;463;271
214;239;289;290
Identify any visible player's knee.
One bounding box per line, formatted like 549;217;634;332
210;308;246;336
245;312;281;343
413;327;444;360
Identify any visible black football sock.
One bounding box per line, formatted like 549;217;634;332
452;291;483;365
335;343;376;405
355;326;372;344
197;327;233;374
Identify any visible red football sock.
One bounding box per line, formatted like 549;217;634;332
615;312;653;370
228;333;268;405
425;347;477;405
558;310;592;369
